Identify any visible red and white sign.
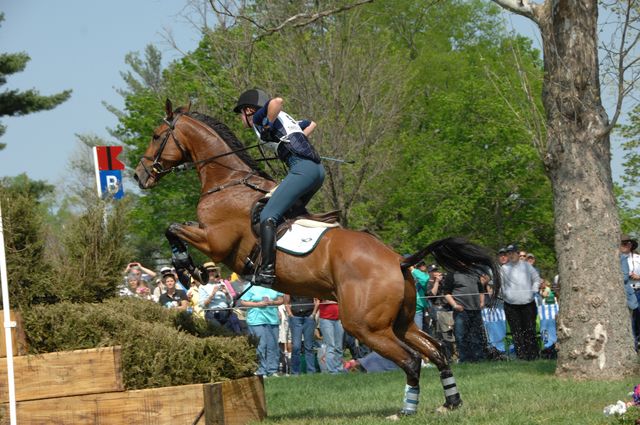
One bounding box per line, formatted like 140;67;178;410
93;146;125;199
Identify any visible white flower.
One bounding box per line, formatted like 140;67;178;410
603;400;627;417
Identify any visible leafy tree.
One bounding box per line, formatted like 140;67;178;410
0;136;134;306
616;107;640;235
42;134;134;302
337;2;556;274
614;185;640;236
0;175;57;308
0;13;71;148
256;4;411;226
48;197;133;303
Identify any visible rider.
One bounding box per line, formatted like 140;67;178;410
233;88;325;288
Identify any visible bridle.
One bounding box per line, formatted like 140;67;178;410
139;113;191;177
139;112;274;196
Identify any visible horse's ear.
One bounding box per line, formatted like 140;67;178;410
185;99;192;113
165;98;174;120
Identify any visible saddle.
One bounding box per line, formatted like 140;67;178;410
250;198;341;237
242;197;341;275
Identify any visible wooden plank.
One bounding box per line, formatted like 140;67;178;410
0;346;123;402
0;310;28;357
1;383;205;425
204;376;266;425
204;380;224;425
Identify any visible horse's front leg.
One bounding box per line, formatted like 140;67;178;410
165;222;211;285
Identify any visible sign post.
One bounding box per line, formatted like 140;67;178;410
93;146;126;199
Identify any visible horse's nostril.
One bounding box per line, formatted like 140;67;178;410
133;173;139;182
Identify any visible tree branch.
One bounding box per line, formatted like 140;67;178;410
603;0;639;135
208;0;268;31
208;0;374;41
491;0;541;23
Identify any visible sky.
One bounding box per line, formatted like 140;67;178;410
0;2;628;190
0;1;201;188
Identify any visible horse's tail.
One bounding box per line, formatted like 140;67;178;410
401;237;501;307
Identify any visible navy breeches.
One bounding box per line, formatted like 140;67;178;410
260;154;325;224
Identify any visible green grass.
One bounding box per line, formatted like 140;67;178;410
254;361;637;425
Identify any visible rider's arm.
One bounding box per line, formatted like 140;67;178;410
302;121;317;137
266;97;283;125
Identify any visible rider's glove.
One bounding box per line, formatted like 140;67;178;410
260;127;279;143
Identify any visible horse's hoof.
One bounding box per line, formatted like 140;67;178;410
434;400;463;414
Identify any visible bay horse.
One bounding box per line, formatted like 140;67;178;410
134;100;500;416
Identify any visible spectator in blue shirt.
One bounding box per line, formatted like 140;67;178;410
239;285;285;377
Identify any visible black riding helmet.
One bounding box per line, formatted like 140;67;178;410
233;88;270;113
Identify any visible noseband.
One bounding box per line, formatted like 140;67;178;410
140;113;191;177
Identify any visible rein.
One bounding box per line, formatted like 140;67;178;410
141;112;274;197
171;141;266;174
141;112;267;176
200;171;270;198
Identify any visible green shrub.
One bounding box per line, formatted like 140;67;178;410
21;297;256;389
0;176;57;308
48;197;133;303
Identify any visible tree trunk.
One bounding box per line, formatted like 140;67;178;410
537;0;637;378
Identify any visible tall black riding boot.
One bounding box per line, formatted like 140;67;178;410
254;218;277;288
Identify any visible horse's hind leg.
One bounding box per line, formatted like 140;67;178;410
402;321;463;411
165;222;210;284
344;325;423;416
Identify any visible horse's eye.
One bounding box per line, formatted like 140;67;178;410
152;134;160;141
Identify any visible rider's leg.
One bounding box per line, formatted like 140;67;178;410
261;157;325;223
254;217;277;287
289;163;325;216
262;158;325;223
255;157;325;287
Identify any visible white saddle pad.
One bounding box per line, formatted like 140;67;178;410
277;223;332;255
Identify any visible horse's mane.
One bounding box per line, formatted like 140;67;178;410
187;111;274;181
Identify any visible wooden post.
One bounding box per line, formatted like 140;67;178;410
0;311;27;358
203;376;266;425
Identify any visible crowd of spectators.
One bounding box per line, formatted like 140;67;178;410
118;234;638;376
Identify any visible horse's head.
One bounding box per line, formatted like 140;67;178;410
134;99;192;189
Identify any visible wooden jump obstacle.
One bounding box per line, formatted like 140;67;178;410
0;312;266;425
